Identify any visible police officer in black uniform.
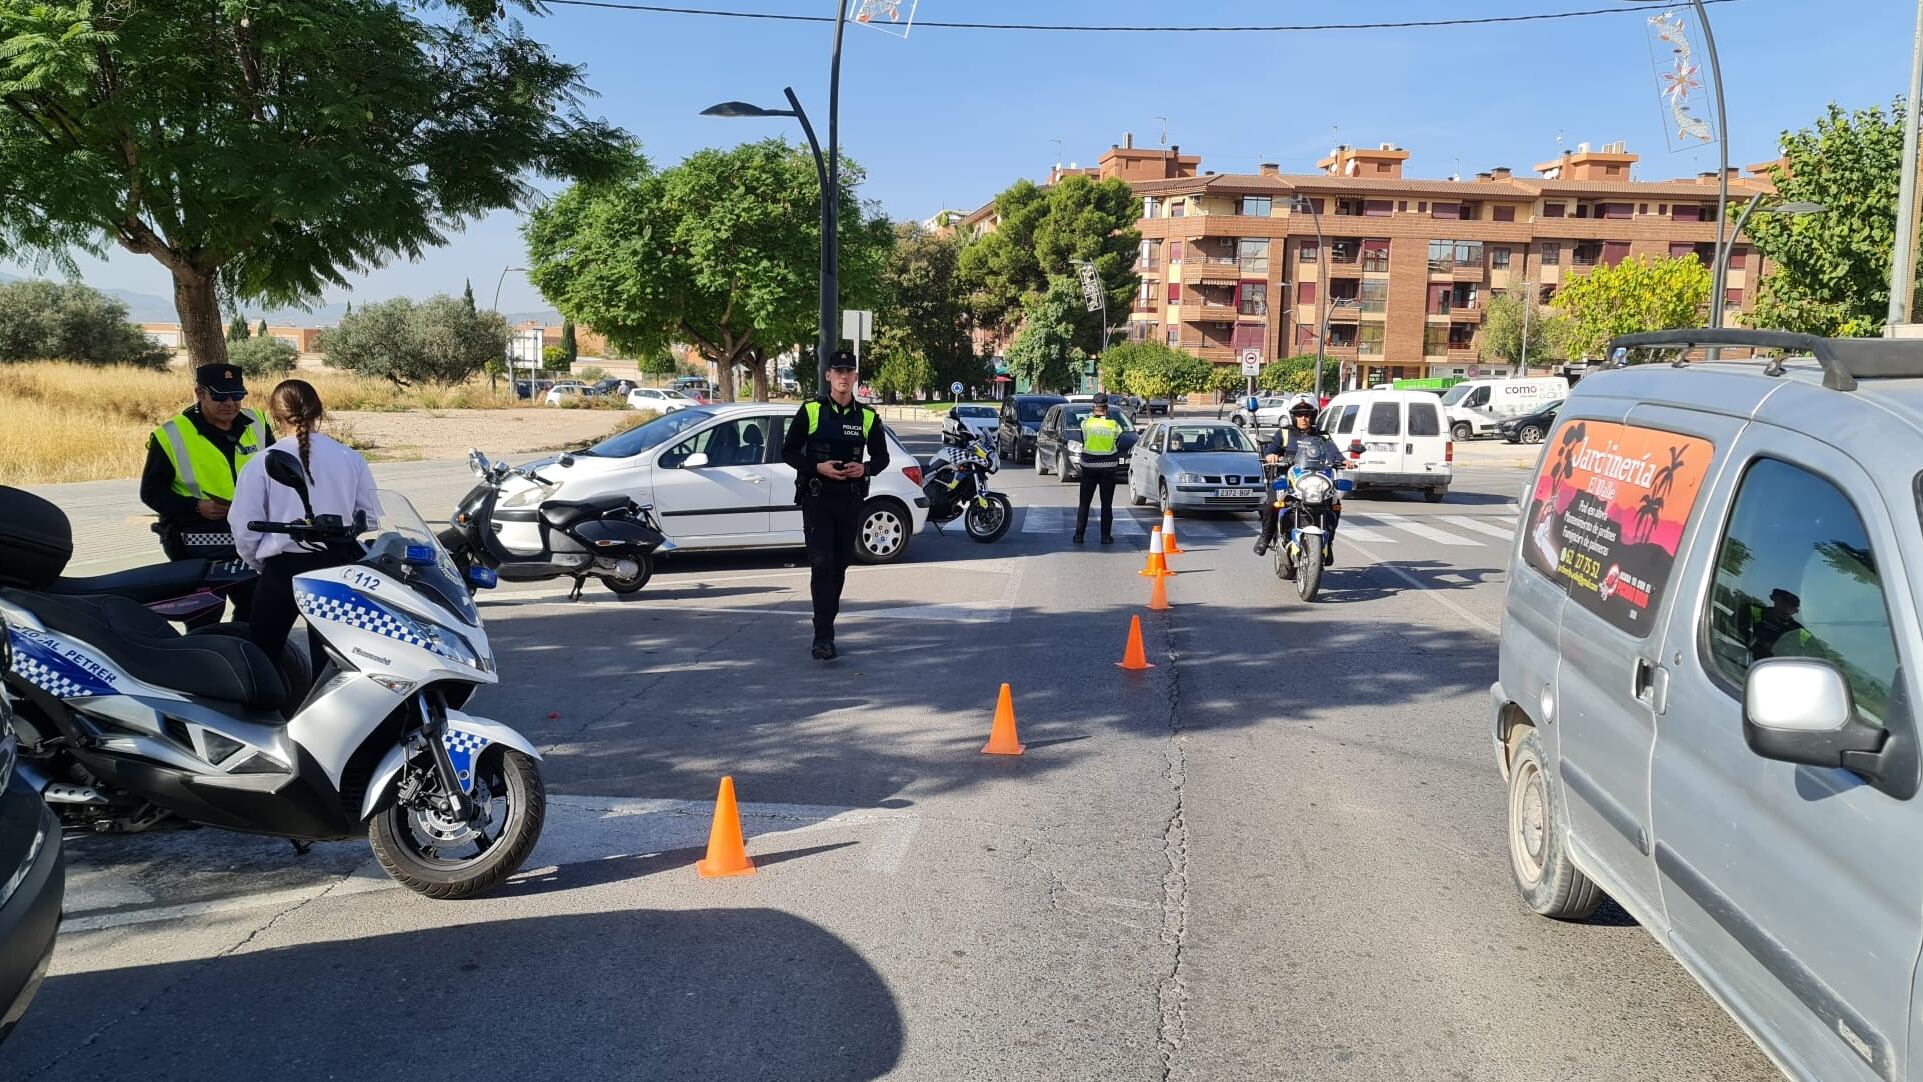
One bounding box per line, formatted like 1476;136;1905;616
781;350;891;661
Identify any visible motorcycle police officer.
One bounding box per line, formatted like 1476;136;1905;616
780;350;890;661
1254;399;1345;559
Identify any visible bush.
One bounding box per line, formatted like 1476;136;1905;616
0;280;172;367
322;295;506;384
577;365;608;383
228;335;298;377
640;351;678;377
542;344;570;370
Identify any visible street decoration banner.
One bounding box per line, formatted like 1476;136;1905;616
1524;420;1714;635
1647;11;1718;150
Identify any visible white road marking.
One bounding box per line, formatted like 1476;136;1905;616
1358;513;1477;546
1440;515;1518;540
1019;506;1147;536
1342;539;1501;637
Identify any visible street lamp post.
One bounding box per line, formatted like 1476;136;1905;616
702;3;849;398
1707;198;1825;357
491;265;526;313
1292;196;1328;395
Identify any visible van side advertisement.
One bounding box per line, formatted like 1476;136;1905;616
1523;421;1713;635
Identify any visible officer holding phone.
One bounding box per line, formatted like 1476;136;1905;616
781;350;891;661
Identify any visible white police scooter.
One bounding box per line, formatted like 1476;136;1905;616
0;456;544;899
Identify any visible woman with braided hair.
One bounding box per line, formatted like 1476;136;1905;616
229;379;382;661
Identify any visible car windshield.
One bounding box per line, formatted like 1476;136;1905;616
1016;400;1058;422
1165;425;1253;453
585;407;715;457
1062;405;1133;431
360;490;479;627
1439;385;1472;406
957;406;996;418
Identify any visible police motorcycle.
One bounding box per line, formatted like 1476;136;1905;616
443;449;671;600
0;457;546;899
1264;434;1356;603
922;421;1013;543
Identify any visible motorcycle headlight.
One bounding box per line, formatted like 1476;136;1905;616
500;483;552;510
1296;474;1334;503
372;598;485;670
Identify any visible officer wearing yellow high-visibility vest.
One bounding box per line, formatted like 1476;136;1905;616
1072;392;1126;544
780;350;891;661
140;364;273;562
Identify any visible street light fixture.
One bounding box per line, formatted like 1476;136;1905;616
1707;198;1825;358
1291;195;1328;396
491;266;526;313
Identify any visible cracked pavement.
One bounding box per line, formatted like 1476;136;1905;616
7;438;1776;1081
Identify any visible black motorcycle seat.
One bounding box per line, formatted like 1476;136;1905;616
0;589;284;710
47;559;213;603
540;495;630;530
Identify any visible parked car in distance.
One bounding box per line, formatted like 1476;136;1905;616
996;394;1067;464
513;378;557;401
1439;376;1568;440
587;378;636;398
626;387;698;413
543;381;590;406
1498;399;1563;445
1127;420;1264;513
669;377;712;404
943;404;1000;445
1492;328;1923;1082
485;403;929;564
0;671;63;1047
1146;395;1172;416
1230;394;1316;432
1034;402;1139;482
1318;388;1451;501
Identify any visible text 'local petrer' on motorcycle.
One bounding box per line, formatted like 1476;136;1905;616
0;455;547;899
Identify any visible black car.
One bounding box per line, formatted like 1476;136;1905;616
0;651;62;1047
586;378;635;398
1499;400;1563;445
995;394;1066;464
1034;403;1139;482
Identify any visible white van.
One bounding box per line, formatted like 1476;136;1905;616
1319;389;1452;502
1438;377;1568;440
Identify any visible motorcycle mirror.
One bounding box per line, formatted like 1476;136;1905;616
468;448;491;477
558;453;576;468
264;453;318;521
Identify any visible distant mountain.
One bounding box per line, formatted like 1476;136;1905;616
0;271;563;327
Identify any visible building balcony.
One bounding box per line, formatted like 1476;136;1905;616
1322;299;1362;322
1187;301;1240;322
1182;260;1243;284
1190;345;1237;362
1430;305;1481;323
1453;264;1487;282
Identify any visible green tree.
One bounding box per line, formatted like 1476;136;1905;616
542;344;571;371
1745;100;1914;336
463;279;477;315
255;319;270;340
640;351;679;378
322;295;506;385
1256;355;1338;395
525;143;891;403
958;174;1140;341
1003;280;1092;392
1551;255;1711;361
226;315;252;343
1479;288;1568;373
1115;340;1211;402
0;1;624;367
872;224;984;399
0;279;169;366
228;335;298;378
560;320;579;365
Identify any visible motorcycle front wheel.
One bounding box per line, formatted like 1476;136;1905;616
369;748;546;899
964;494;1013;543
1296;537;1325;602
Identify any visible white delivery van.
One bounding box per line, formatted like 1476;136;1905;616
1438;377;1568;440
1319;389;1452;502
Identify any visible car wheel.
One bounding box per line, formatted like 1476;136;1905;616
1451;421;1473;441
1424;487;1447;503
1507;726;1604;919
854;499;911;564
1157;479;1171;511
1036;447;1050;475
1130;477;1149;506
1520;425;1545;445
1059;456;1076;484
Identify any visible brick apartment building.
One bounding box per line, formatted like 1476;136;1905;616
957;135;1775;387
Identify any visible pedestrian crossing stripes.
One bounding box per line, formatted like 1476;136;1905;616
1015;505;1519;549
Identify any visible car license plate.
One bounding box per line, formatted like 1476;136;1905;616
1219;488;1254;498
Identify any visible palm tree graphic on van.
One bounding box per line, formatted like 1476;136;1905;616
1652;445;1687;501
1632;444;1690;542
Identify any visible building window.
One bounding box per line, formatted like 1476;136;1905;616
1572;242;1603;266
1330;239;1359;264
1427;240;1483;272
1237;238;1270;275
1335;197;1363;216
1601;202;1633;220
1397;201;1408;212
1167;282;1182;303
1637;203;1648;215
1360;279;1388;314
1231;322;1264;350
1431;202;1463;220
1601;241;1630;266
1170;199;1187;218
1491;246;1512;270
1144;198;1161;219
1240;195;1272;217
1238;282;1268;317
1297;280;1317;305
1139;280;1159;305
1299;240;1319;263
1358;324;1385;356
1726;287;1743;306
1170;241;1184;263
1449;323;1476;349
1364;199;1393;217
1541;241;1561;266
1493;205;1516;223
1542;202;1565;219
1361;239;1390;273
1423;325;1449;356
1417;201;1427;213
1167;328;1179;347
1729;246;1748;269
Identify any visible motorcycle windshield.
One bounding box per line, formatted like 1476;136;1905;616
1289;434;1347;472
362;491;480;627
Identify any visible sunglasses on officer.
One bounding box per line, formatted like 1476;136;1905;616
199;388;247;403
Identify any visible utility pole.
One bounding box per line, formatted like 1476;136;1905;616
1890;0;1923;331
1519;279;1531;379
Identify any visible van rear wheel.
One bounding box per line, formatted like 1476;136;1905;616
1451;421;1473;441
1507;727;1604;920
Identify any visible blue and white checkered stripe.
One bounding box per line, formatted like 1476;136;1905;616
6;630;114;700
443;729;491;794
296;580;433;651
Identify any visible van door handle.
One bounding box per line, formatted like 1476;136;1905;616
1633;658;1655;701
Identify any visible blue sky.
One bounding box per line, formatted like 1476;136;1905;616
3;0;1912;316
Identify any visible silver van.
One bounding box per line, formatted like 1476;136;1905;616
1492;329;1923;1082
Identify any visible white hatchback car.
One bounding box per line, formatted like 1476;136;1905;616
543;381;589;405
488;403;929;563
626;386;697;413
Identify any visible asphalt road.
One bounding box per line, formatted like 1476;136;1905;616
5;424;1777;1081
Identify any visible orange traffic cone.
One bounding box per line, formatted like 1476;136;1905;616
1147;572;1172;611
982;683;1025;755
1138;526;1175;577
1161;508;1184;553
695;775;756;878
1117;615;1155;670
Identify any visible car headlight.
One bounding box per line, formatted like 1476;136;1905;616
1067;440;1084;452
1296;474;1335;503
1177;473;1203;485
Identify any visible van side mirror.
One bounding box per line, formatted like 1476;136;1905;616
1742;658;1900;790
682;452;711;469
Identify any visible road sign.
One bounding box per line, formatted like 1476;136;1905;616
1239;348;1263;376
508;327;545;365
842;309;874;343
950;381;964;395
1074;262;1104;313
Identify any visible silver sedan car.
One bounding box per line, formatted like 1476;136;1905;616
1126;421;1266;513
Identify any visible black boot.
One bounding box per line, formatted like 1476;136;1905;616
1072;532;1085;543
1253;533;1272;556
811;639;837;661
